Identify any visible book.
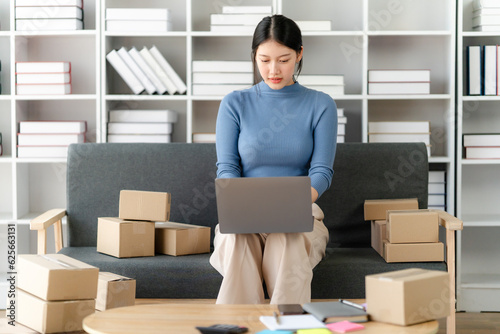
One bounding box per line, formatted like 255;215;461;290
307;85;345;96
474;8;500;15
210;14;265;26
338;123;346;136
296;21;331;31
139;47;177;95
473;0;500;9
473;25;500;31
16;73;71;84
259;314;326;331
16;61;70;73
106;49;145;95
192;60;253;73
192;132;216;143
483;45;497;95
465;146;500;159
106;20;173;32
16;83;71;95
429;171;446;183
464;133;500;147
368;121;430;133
222;6;272;14
129;47;168;95
428;194;446;206
338;116;347;124
473;15;500;26
17;133;85;146
368;82;430;95
107;122;173;135
337;108;344;117
17;146;68;158
107;134;172;143
467;45;482;95
192;72;253;85
150;45;187;94
192;84;250;96
368;69;430;82
368;133;431;145
299;75;344;86
105;8;171;21
117;47;156;95
19;121;87;134
16;18;83;31
15;6;83;19
428;183;446;194
15;0;83;7
301;301;368;323
109;110;178;123
210;25;256;33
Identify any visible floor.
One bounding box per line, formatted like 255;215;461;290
1;300;500;333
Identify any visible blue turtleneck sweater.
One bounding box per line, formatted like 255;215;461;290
215;80;337;198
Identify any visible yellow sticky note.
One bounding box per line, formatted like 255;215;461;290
297;329;332;334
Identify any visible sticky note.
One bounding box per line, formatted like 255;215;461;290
326;321;365;333
296;329;332;334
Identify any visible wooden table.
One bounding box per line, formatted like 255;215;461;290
83;302;439;334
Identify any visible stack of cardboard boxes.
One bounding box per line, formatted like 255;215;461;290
16;254;99;333
97;190;210;257
364;198;444;263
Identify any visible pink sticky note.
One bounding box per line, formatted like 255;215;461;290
326;321;365;333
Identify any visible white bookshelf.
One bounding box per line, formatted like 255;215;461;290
0;0;457;308
456;0;500;312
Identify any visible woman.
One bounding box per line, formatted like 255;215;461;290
210;14;337;304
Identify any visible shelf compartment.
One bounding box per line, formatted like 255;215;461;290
0;164;13;219
461;165;500;216
15;35;98;95
368;0;454;32
0;36;11;95
0;100;12;157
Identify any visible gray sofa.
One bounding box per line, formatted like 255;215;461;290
31;142;461;301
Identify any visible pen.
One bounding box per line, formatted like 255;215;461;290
273;311;281;324
339;299;366;311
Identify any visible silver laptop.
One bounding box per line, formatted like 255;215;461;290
215;176;314;234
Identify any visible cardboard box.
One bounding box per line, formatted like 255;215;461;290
155;222;211;256
119;190;171;222
97;217;155;258
364;198;418;221
386;210;439;243
371;220;387;256
96;272;136;311
366;268;450;326
17;289;95;333
383;240;444;263
18;254;98;301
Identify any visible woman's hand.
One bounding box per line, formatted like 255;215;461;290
311;187;318;203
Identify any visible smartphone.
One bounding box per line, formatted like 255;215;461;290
278;304;305;315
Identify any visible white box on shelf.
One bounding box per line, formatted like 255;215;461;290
105;8;171;21
16;18;83;31
109;110;178;123
107;122;173;135
15;6;83;20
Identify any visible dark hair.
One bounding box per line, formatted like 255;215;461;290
251;15;303;85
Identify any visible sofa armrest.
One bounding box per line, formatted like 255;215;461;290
30;209;67;255
431;209;463;231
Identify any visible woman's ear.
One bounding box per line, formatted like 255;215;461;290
297;46;304;63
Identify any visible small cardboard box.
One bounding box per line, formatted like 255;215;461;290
97;217;155;258
119;190;171;222
386;210;439;243
155;222;211;256
17;289;95;333
364;198;419;221
366;268;450;326
18;254;99;301
96;272;136;311
371;220;387;256
383;240;444;263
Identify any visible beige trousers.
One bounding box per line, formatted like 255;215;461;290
209;203;329;305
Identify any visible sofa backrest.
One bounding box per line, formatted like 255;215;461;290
66;142;428;248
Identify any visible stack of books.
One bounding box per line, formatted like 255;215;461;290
429;171;446;211
463;133;500;159
472;0;500;32
17;120;86;158
192;133;216;143
106;45;186;95
15;0;83;31
106;8;172;32
210;6;272;33
300;74;345;96
16;62;72;95
368;70;431;95
107;109;177;143
466;45;499;96
192;60;253;96
295;20;332;32
368;121;431;156
337;108;347;143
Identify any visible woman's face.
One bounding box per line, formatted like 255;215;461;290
256;39;303;90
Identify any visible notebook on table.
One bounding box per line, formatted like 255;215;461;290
215;176;313;234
